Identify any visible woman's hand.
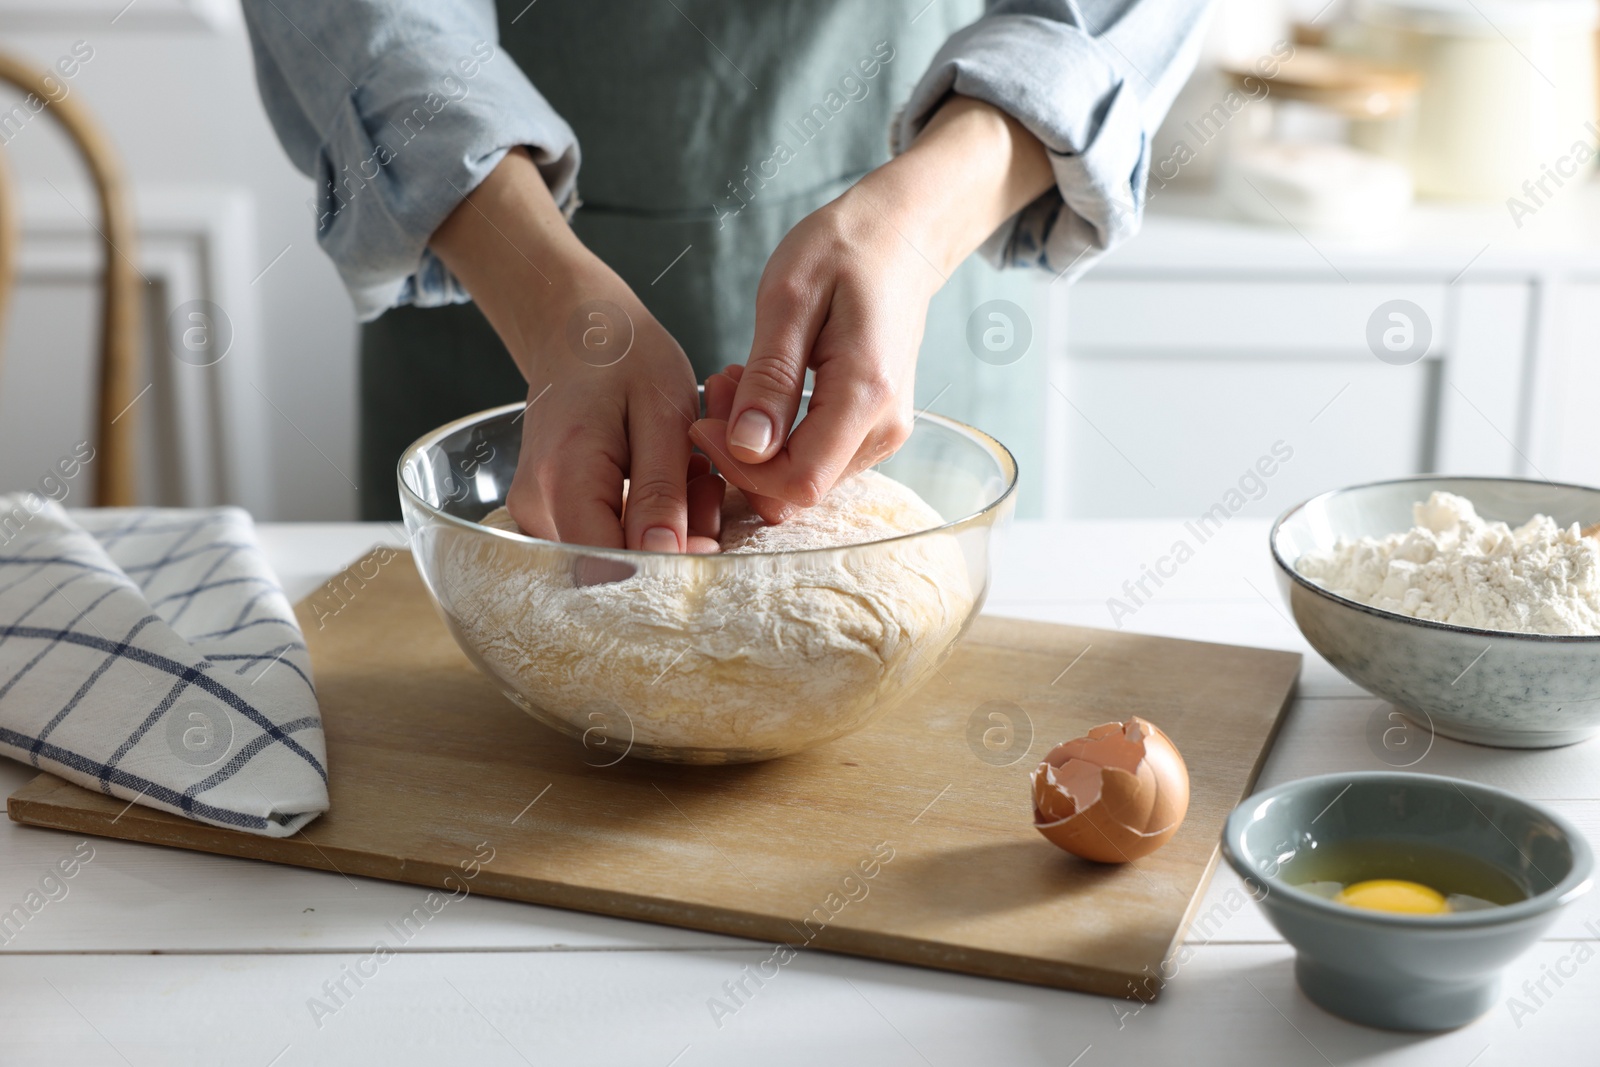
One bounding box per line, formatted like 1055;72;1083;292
506;260;725;552
692;200;935;523
691;97;1055;523
430;148;723;552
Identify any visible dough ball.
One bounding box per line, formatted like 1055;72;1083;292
438;470;974;761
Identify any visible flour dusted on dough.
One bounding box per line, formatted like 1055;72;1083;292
443;470;973;759
1296;491;1600;635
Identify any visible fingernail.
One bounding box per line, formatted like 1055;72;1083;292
729;410;774;455
641;527;678;553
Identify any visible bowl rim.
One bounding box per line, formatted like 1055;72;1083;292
397;400;1020;560
1270;475;1600;643
1221;770;1596;930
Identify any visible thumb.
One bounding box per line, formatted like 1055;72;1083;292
725;275;829;463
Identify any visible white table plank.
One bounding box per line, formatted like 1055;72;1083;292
255;523;409;604
1258;696;1600;800
5;941;1590;1067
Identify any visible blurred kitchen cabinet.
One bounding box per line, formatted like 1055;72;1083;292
1047;334;1437;520
1529;280;1600;491
1041;195;1596;520
1434;282;1529;476
1064;281;1447;355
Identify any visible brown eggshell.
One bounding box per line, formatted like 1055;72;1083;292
1030;717;1190;863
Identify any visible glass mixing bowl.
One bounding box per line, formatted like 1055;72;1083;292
398;400;1017;763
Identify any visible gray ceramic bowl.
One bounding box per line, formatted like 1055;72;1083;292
1272;476;1600;748
1222;771;1593;1031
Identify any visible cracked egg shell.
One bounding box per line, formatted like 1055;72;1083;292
1031;717;1190;863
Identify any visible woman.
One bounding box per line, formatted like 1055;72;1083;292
242;0;1206;548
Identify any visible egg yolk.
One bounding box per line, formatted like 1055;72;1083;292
1334;879;1449;914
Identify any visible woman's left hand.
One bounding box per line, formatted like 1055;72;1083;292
691;188;942;524
690;97;1053;524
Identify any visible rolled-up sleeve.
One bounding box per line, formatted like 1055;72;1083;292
242;0;578;320
893;0;1210;280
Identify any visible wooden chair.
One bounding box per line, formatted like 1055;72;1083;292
0;51;141;506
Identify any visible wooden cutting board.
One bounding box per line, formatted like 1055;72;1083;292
8;549;1299;998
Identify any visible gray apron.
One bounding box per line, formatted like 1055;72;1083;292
361;0;1042;519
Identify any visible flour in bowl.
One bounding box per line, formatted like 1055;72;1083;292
436;470;974;760
1296;491;1600;635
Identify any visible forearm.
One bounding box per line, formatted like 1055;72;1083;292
430;147;707;552
889;0;1211;279
852;96;1053;280
428;147;594;379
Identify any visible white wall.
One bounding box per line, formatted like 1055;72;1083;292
0;0;358;519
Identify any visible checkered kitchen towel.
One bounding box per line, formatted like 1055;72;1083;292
0;498;327;836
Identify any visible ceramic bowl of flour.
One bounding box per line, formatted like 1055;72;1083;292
399;401;1016;764
1271;477;1600;748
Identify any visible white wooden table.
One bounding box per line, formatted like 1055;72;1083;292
3;519;1595;1066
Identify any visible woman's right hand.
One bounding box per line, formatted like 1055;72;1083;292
430;148;723;553
505;258;725;553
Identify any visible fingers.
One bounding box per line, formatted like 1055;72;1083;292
782;361;910;495
704;368;738;423
520;454;626;551
505;403;613;549
513;389;725;554
686;453;724;549
697;365;794;523
505;478;556;541
693;351;903;519
685;452;724;554
502;371;629;550
621;386;695;552
725;275;830;463
549;449;628;550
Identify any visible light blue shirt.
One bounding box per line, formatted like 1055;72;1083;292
242;0;1209;321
